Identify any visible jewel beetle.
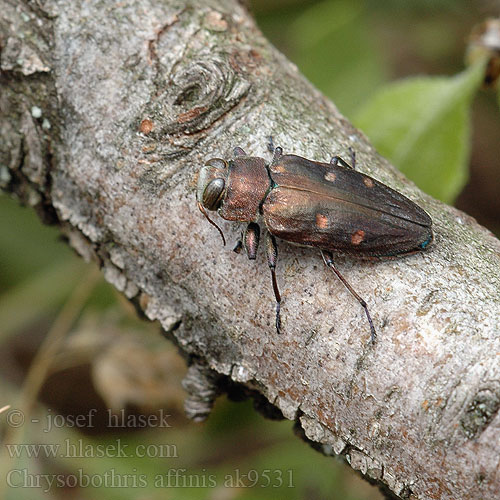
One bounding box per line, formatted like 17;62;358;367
196;143;433;343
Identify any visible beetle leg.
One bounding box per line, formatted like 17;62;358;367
267;136;283;165
266;232;282;334
348;147;356;168
270;146;283;168
320;250;376;344
267;136;275;153
330;155;354;170
243;222;260;260
233;239;243;254
233;146;247;157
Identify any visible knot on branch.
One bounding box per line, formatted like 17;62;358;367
145;52;251;137
170;52;251;133
460;384;500;438
435;379;500;443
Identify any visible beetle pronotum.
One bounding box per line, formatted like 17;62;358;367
197;143;432;343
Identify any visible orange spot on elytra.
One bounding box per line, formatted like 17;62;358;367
351;229;365;245
273;164;286;173
324;172;336;182
316;213;328;229
363;177;374;188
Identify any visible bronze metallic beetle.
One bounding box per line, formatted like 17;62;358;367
197;143;432;342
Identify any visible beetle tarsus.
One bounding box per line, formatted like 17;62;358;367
266;233;282;334
366;309;376;344
275;301;282;334
330;155;354;170
348;147;356;169
267;136;275;153
320;249;377;344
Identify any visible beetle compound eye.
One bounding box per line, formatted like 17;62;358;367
202;178;225;210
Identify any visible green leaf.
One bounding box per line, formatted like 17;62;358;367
259;0;386;115
0;259;88;340
277;0;387;115
354;59;486;203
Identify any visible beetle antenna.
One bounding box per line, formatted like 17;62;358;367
198;202;226;246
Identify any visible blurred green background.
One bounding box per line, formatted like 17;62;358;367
1;1;500;499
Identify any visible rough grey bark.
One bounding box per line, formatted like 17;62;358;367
1;1;500;499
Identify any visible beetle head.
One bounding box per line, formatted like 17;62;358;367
197;158;228;246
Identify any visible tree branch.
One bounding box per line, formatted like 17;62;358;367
2;1;500;499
